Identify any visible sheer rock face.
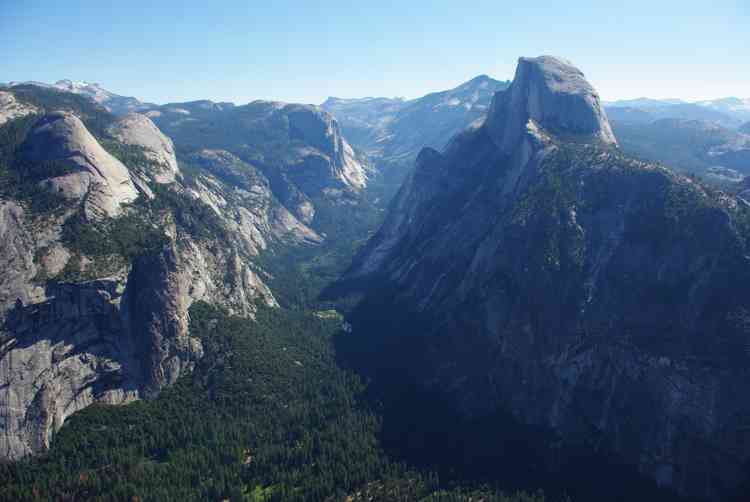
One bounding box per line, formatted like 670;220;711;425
486;56;617;154
345;56;750;500
0;192;282;462
0;110;334;460
0;202;44;317
188;149;322;249
22;111;138;219
0;250;204;460
107;113;180;183
283;105;368;191
0;98;327;460
148;100;370;224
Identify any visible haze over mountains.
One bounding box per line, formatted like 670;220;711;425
322;76;510;163
604;96;750;127
5;78;749;191
2;56;750;501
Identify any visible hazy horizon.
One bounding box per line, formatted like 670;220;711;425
2;1;748;105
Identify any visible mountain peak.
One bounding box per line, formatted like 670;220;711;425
487;55;617;153
464;73;493;84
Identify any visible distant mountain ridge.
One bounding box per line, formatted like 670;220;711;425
604;97;687;108
5;79;156;116
322;75;511;193
612;117;750;184
605;96;750;127
6;78;746;126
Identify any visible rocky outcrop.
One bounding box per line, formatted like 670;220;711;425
0;202;46;323
0;251;203;459
107;113;180;183
0;90;328;461
485;56;616;153
322;75;510;163
344;56;750;500
188;149;322;248
21;111;139;219
0;91;39;126
283;104;368;191
148;99;370;222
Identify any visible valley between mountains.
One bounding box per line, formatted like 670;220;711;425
1;57;750;502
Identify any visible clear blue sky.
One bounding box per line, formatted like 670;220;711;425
1;1;748;105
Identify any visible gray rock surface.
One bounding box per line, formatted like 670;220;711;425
0;96;326;461
0;91;39;126
0;192;282;459
345;56;750;500
283;104;368;191
486;56;617;153
188;149;322;248
107;113;180;183
148;99;370;225
0;202;44;317
22;111;139;219
0;254;204;460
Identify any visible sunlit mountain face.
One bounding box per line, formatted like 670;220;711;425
1;3;748;500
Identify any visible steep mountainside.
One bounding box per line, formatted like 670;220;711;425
107;113;180;184
319;96;405;148
340;56;750;501
20;111;139;220
0;83;542;502
322;76;510;194
0;86;324;460
612;118;750;184
147;100;370;225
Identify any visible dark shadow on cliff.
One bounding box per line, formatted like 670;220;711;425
333;286;707;502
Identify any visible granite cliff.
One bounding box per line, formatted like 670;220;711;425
342;56;750;500
0;86;331;460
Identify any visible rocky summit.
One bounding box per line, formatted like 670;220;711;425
485;56;617;153
107;113;180;184
342;56;750;500
21;111;139;220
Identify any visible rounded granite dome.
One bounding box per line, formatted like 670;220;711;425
487;55;617;152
